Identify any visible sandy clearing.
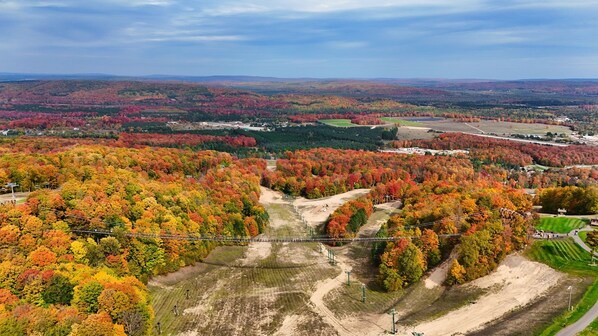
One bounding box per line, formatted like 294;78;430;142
408;254;565;336
243;241;272;266
373;200;402;212
274;314;302;336
293;189;371;226
424;250;456;289
260;186;288;205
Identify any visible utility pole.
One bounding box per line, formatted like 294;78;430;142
389;308;397;334
186;289;190;300
361;284;366;303
346;271;351;286
568;286;573;311
7;183;18;200
156;322;161;334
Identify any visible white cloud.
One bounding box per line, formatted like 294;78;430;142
200;0;482;16
111;0;173;6
124;24;246;43
461;29;532;45
506;0;598;9
143;35;245;42
326;41;368;49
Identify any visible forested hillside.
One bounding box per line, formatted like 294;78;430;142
0;138;267;334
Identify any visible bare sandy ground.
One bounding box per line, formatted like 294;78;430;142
424;250;457;289
243;241;273;266
259;186;288;205
152;186;565;336
309;254;354;336
293;189;371;227
274;315;302;336
405;254;564;336
373;200;401;212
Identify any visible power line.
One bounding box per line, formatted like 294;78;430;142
70;229;461;243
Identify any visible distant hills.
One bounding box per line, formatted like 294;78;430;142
1;73;597;106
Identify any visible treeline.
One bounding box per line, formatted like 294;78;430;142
119;132;257;148
537;185;598;215
0;141;268;334
263;148;477;199
392;133;598;167
326;198;373;239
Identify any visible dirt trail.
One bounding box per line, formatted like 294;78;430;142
309;253;355;336
293;189;371;227
424;250;456;289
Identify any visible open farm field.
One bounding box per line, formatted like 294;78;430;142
394;127;436;140
473;120;572;135
318;119;360;127
413;118;572;136
379;117;424;126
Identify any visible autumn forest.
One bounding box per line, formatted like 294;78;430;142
0;79;597;335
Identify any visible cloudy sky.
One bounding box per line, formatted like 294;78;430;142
1;0;597;78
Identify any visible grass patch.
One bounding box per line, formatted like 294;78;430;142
526;238;595;276
525;238;597;336
318;119;360;127
380;117;424;127
325;279;412;318
203;245;248;266
578;317;598;336
537;279;598;336
536;217;587;234
578;230;594;244
397;283;487;326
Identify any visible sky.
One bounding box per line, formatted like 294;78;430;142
1;0;598;79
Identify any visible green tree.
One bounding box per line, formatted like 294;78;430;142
42;274;74;305
74;281;104;313
396;243;425;286
586;230;598;252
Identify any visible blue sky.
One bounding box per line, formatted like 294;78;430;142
1;0;597;79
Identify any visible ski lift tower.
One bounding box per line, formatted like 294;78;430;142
6;183;18;200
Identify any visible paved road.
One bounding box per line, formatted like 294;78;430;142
555;299;598;336
555;227;597;336
569;227;598;256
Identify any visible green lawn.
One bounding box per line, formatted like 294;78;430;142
535;217;587;234
379;117;424;127
526;238;594;276
526;239;597;336
318;119;360;127
578;316;598;336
